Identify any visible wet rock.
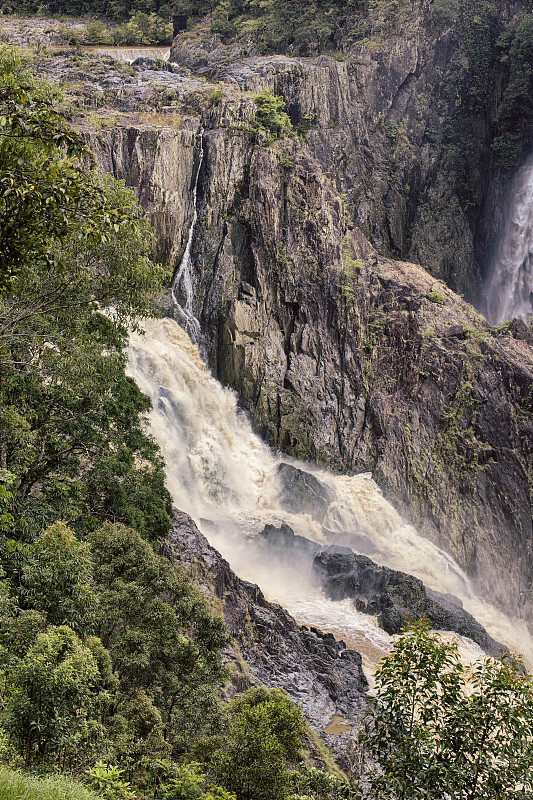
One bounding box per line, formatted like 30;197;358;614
164;511;368;748
277;463;336;522
313;549;504;655
507;318;533;345
256;522;321;559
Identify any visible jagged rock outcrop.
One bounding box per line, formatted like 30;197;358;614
255;520;503;655
161;510;368;764
257;523;322;559
313;547;503;654
84;123;199;268
183;107;532;622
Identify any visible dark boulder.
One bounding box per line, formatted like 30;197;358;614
256;522;322;559
313;549;504;655
277;463;336;522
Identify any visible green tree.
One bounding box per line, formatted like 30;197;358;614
3;624;102;766
252;91;293;141
0;47;143;293
89;522;228;755
0;50;173;542
208;687;306;800
21;522;98;637
361;621;533;799
112;12;172;44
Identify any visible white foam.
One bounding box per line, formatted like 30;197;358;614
127;317;533;670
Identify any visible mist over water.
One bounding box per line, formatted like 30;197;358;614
485;155;533;324
127;317;533;669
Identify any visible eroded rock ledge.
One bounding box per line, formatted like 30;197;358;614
161;510;368;764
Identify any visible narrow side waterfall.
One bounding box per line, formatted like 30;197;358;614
170;129;204;342
127;317;533;669
485;155;533;324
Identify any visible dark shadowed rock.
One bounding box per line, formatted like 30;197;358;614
277;463;336;521
162;511;368;751
313;549;504;655
256;522;322;558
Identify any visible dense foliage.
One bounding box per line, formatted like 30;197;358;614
361;622;533;799
0;45;322;800
0;48;173;541
85;13;172;45
0;45;230;778
0;0;171;22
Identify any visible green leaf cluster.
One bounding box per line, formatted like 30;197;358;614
199;687;306;800
252;91;293;142
111;13;173;45
0;47;146;293
361;621;533;799
0;521;229;770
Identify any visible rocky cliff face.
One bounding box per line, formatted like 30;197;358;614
85;123;198;268
32;25;533;623
169;0;529;303
181;101;533;623
162;511;368;772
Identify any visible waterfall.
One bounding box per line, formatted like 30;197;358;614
485;156;533;324
127;317;533;670
82;45;171;63
170;129;204;342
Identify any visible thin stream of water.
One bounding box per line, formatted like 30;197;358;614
171;129;204;342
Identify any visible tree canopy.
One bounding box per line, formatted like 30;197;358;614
361;622;533;799
0;47;173;542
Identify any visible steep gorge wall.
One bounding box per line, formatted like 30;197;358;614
170;0;533;312
84;122;199;267
197;110;533;621
85;92;533;624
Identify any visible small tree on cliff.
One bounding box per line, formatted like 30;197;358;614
360;621;533;799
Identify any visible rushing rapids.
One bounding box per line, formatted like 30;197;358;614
485;154;533;324
127;317;533;671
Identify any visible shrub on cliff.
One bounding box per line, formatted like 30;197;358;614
252;90;293;142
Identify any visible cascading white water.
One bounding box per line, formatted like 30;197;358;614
171;129;204;342
82;45;171;63
127;317;533;670
485;155;533;324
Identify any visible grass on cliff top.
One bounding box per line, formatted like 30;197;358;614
0;767;104;800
